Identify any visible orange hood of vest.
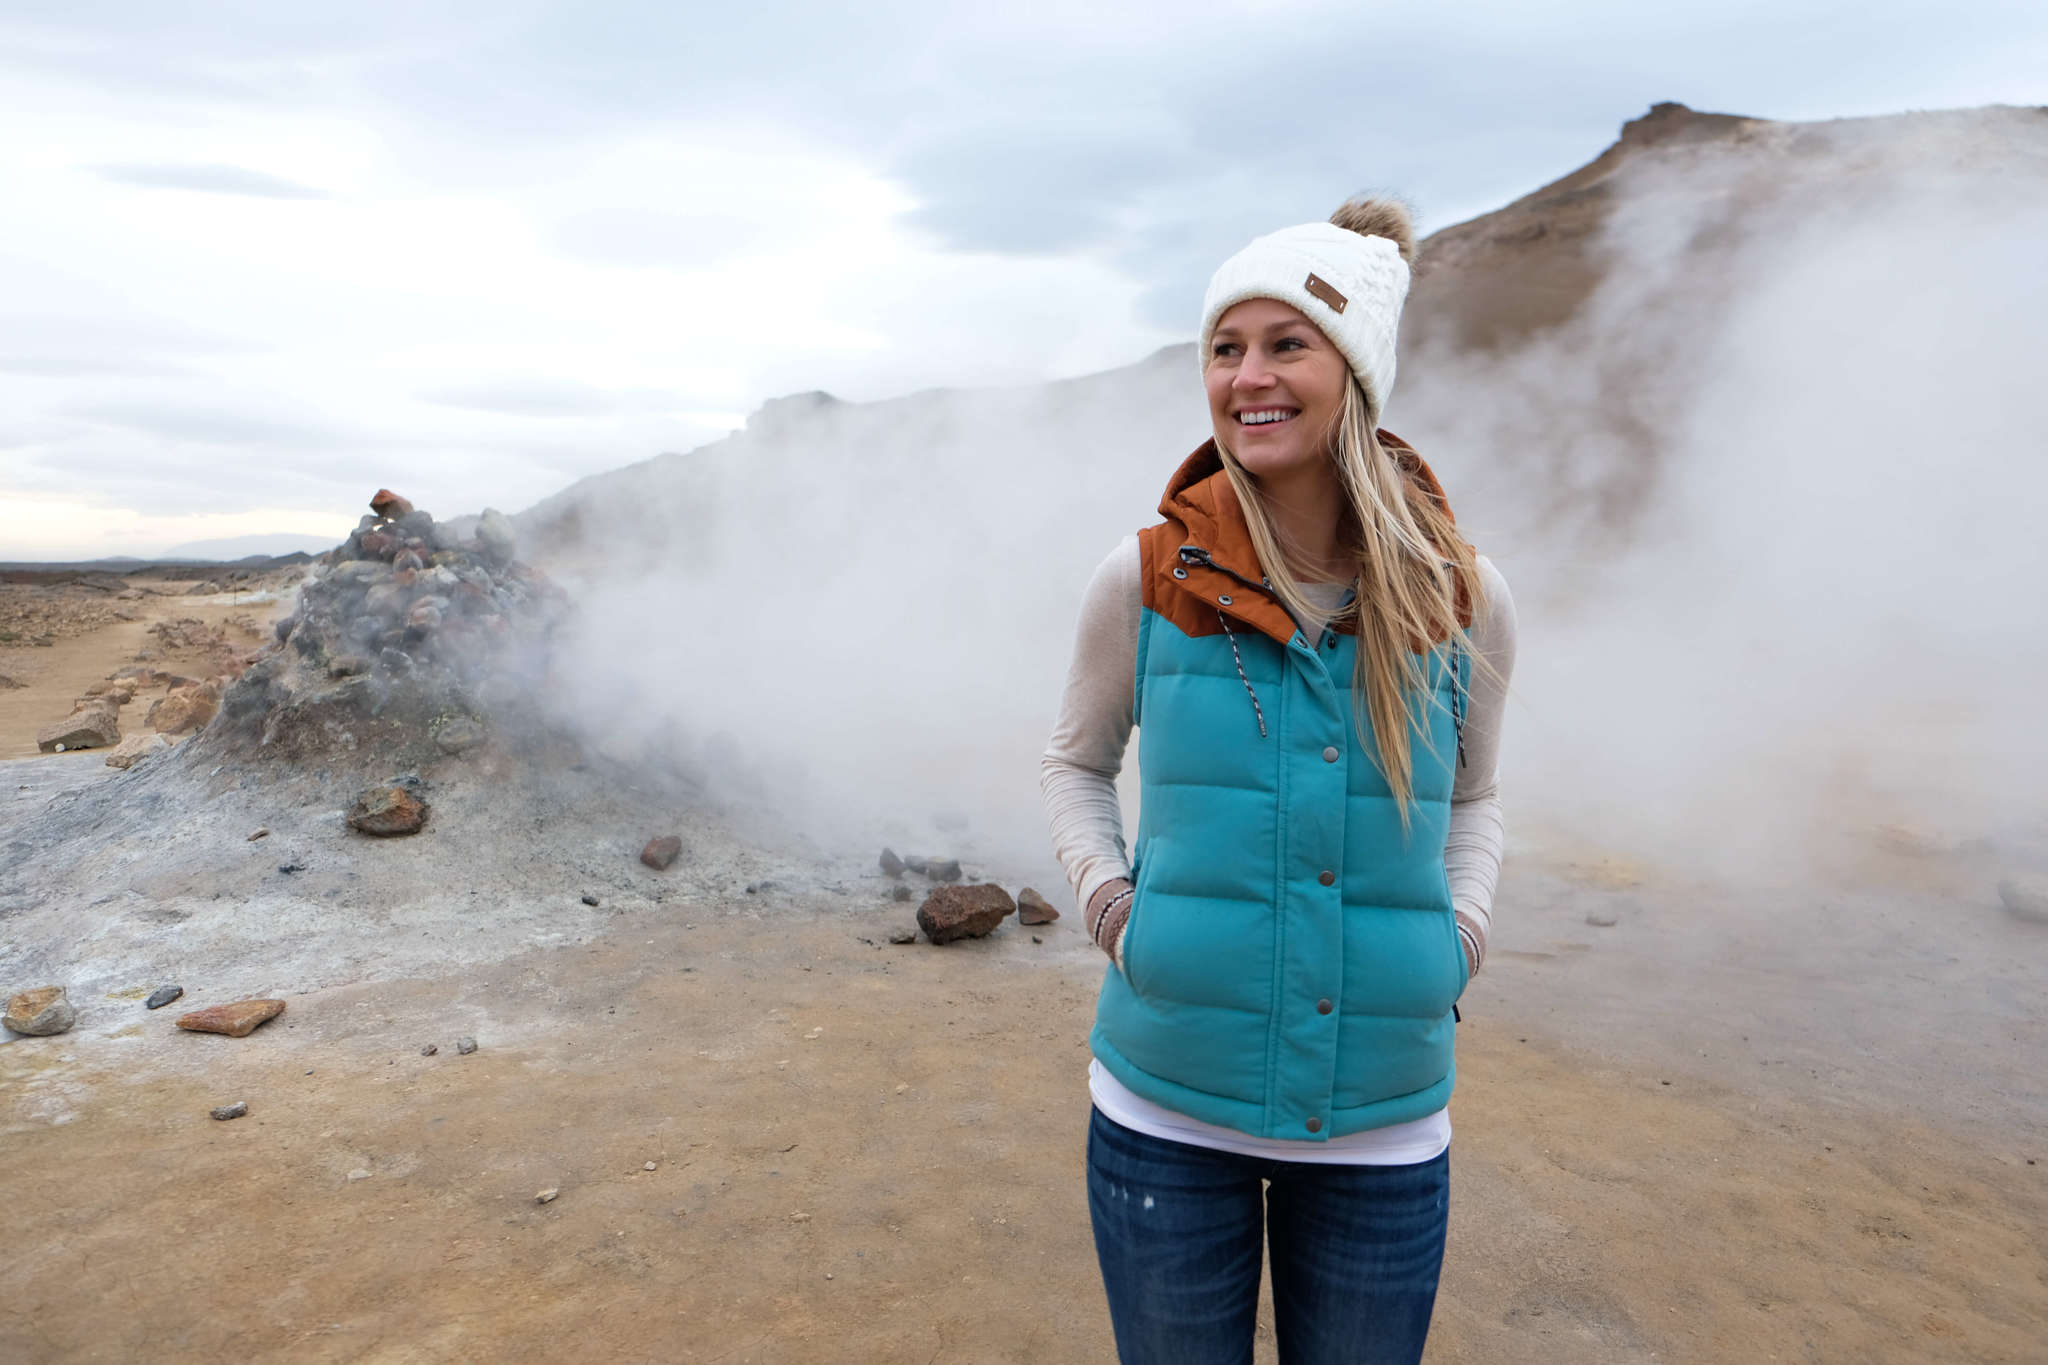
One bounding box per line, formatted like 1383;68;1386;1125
1137;429;1469;648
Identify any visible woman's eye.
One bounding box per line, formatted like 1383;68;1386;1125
1274;337;1304;351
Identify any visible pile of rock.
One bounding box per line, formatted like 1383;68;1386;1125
209;491;566;762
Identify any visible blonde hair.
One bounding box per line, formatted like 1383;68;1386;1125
1217;376;1483;818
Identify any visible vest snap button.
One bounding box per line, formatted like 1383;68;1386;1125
1316;998;1333;1015
1322;746;1339;762
1305;1117;1322;1134
1172;567;1187;579
1217;594;1233;605
1318;870;1335;887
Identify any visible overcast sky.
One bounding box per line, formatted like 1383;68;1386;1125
4;1;2045;559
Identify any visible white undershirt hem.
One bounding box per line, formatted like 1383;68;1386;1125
1089;1059;1452;1166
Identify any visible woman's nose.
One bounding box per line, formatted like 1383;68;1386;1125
1234;351;1276;388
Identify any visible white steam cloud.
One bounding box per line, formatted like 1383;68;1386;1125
534;113;2048;897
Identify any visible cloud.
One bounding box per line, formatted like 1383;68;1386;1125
59;396;357;450
417;377;692;417
89;162;328;198
550;209;779;270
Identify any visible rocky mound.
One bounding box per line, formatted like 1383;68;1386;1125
204;492;568;766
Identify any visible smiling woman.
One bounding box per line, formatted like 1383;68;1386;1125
1041;195;1517;1365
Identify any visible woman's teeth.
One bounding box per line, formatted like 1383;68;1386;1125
1239;410;1294;426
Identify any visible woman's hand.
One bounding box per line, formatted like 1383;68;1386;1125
1087;878;1136;968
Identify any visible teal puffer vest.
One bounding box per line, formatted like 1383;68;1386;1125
1089;590;1469;1141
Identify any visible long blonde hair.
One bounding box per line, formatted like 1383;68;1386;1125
1218;376;1482;816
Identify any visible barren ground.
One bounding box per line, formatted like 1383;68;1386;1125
2;585;2044;1364
0;571;289;761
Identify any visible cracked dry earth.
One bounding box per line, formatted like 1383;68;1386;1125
4;850;2045;1363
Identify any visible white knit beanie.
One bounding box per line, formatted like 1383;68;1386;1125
1198;198;1415;419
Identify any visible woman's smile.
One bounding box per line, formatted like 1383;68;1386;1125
1206;297;1350;492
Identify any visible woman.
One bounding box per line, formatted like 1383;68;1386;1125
1040;196;1516;1365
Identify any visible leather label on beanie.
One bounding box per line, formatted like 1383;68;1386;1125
1304;272;1348;313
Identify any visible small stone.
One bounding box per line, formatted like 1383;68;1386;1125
789;1212;811;1223
248;828;270;841
369;488;415;520
641;835;682;870
581;894;600;907
644;1161;658;1171
1017;888;1060;925
103;732;171;770
144;985;184;1010
915;884;1016;944
37;708;120;753
890;884;913;902
925;858;962;883
536;1187;560;1204
1033;935;1043;944
455;1036;478;1055
902;855;929;875
879;847;905;878
1585;911;1619;927
210;1101;248;1121
348;1169;372;1182
4;986;77;1036
887;927;917;944
348;785;429;836
421;1043;438;1056
176;998;285;1037
434;717;488;755
1999;877;2048;925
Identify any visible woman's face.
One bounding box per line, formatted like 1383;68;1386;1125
1204;298;1350;485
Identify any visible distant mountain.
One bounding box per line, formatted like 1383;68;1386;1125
158;532;343;561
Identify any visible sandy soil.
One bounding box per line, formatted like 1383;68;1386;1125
0;573;289;760
3;896;2042;1364
2;587;2044;1363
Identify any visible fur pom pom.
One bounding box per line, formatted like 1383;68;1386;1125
1329;196;1415;263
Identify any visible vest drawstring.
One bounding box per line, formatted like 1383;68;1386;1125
1216;611;1268;739
1449;640;1467;770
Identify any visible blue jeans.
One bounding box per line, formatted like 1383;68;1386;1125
1087;1106;1449;1365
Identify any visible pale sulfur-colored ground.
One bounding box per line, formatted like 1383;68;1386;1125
2;900;2041;1364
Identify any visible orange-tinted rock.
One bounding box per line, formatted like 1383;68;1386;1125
640;836;682;870
147;682;220;736
1017;887;1060;925
4;985;76;1036
105;732;172;769
175;998;285;1037
370;489;415;519
348;786;429;836
916;884;1017;944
